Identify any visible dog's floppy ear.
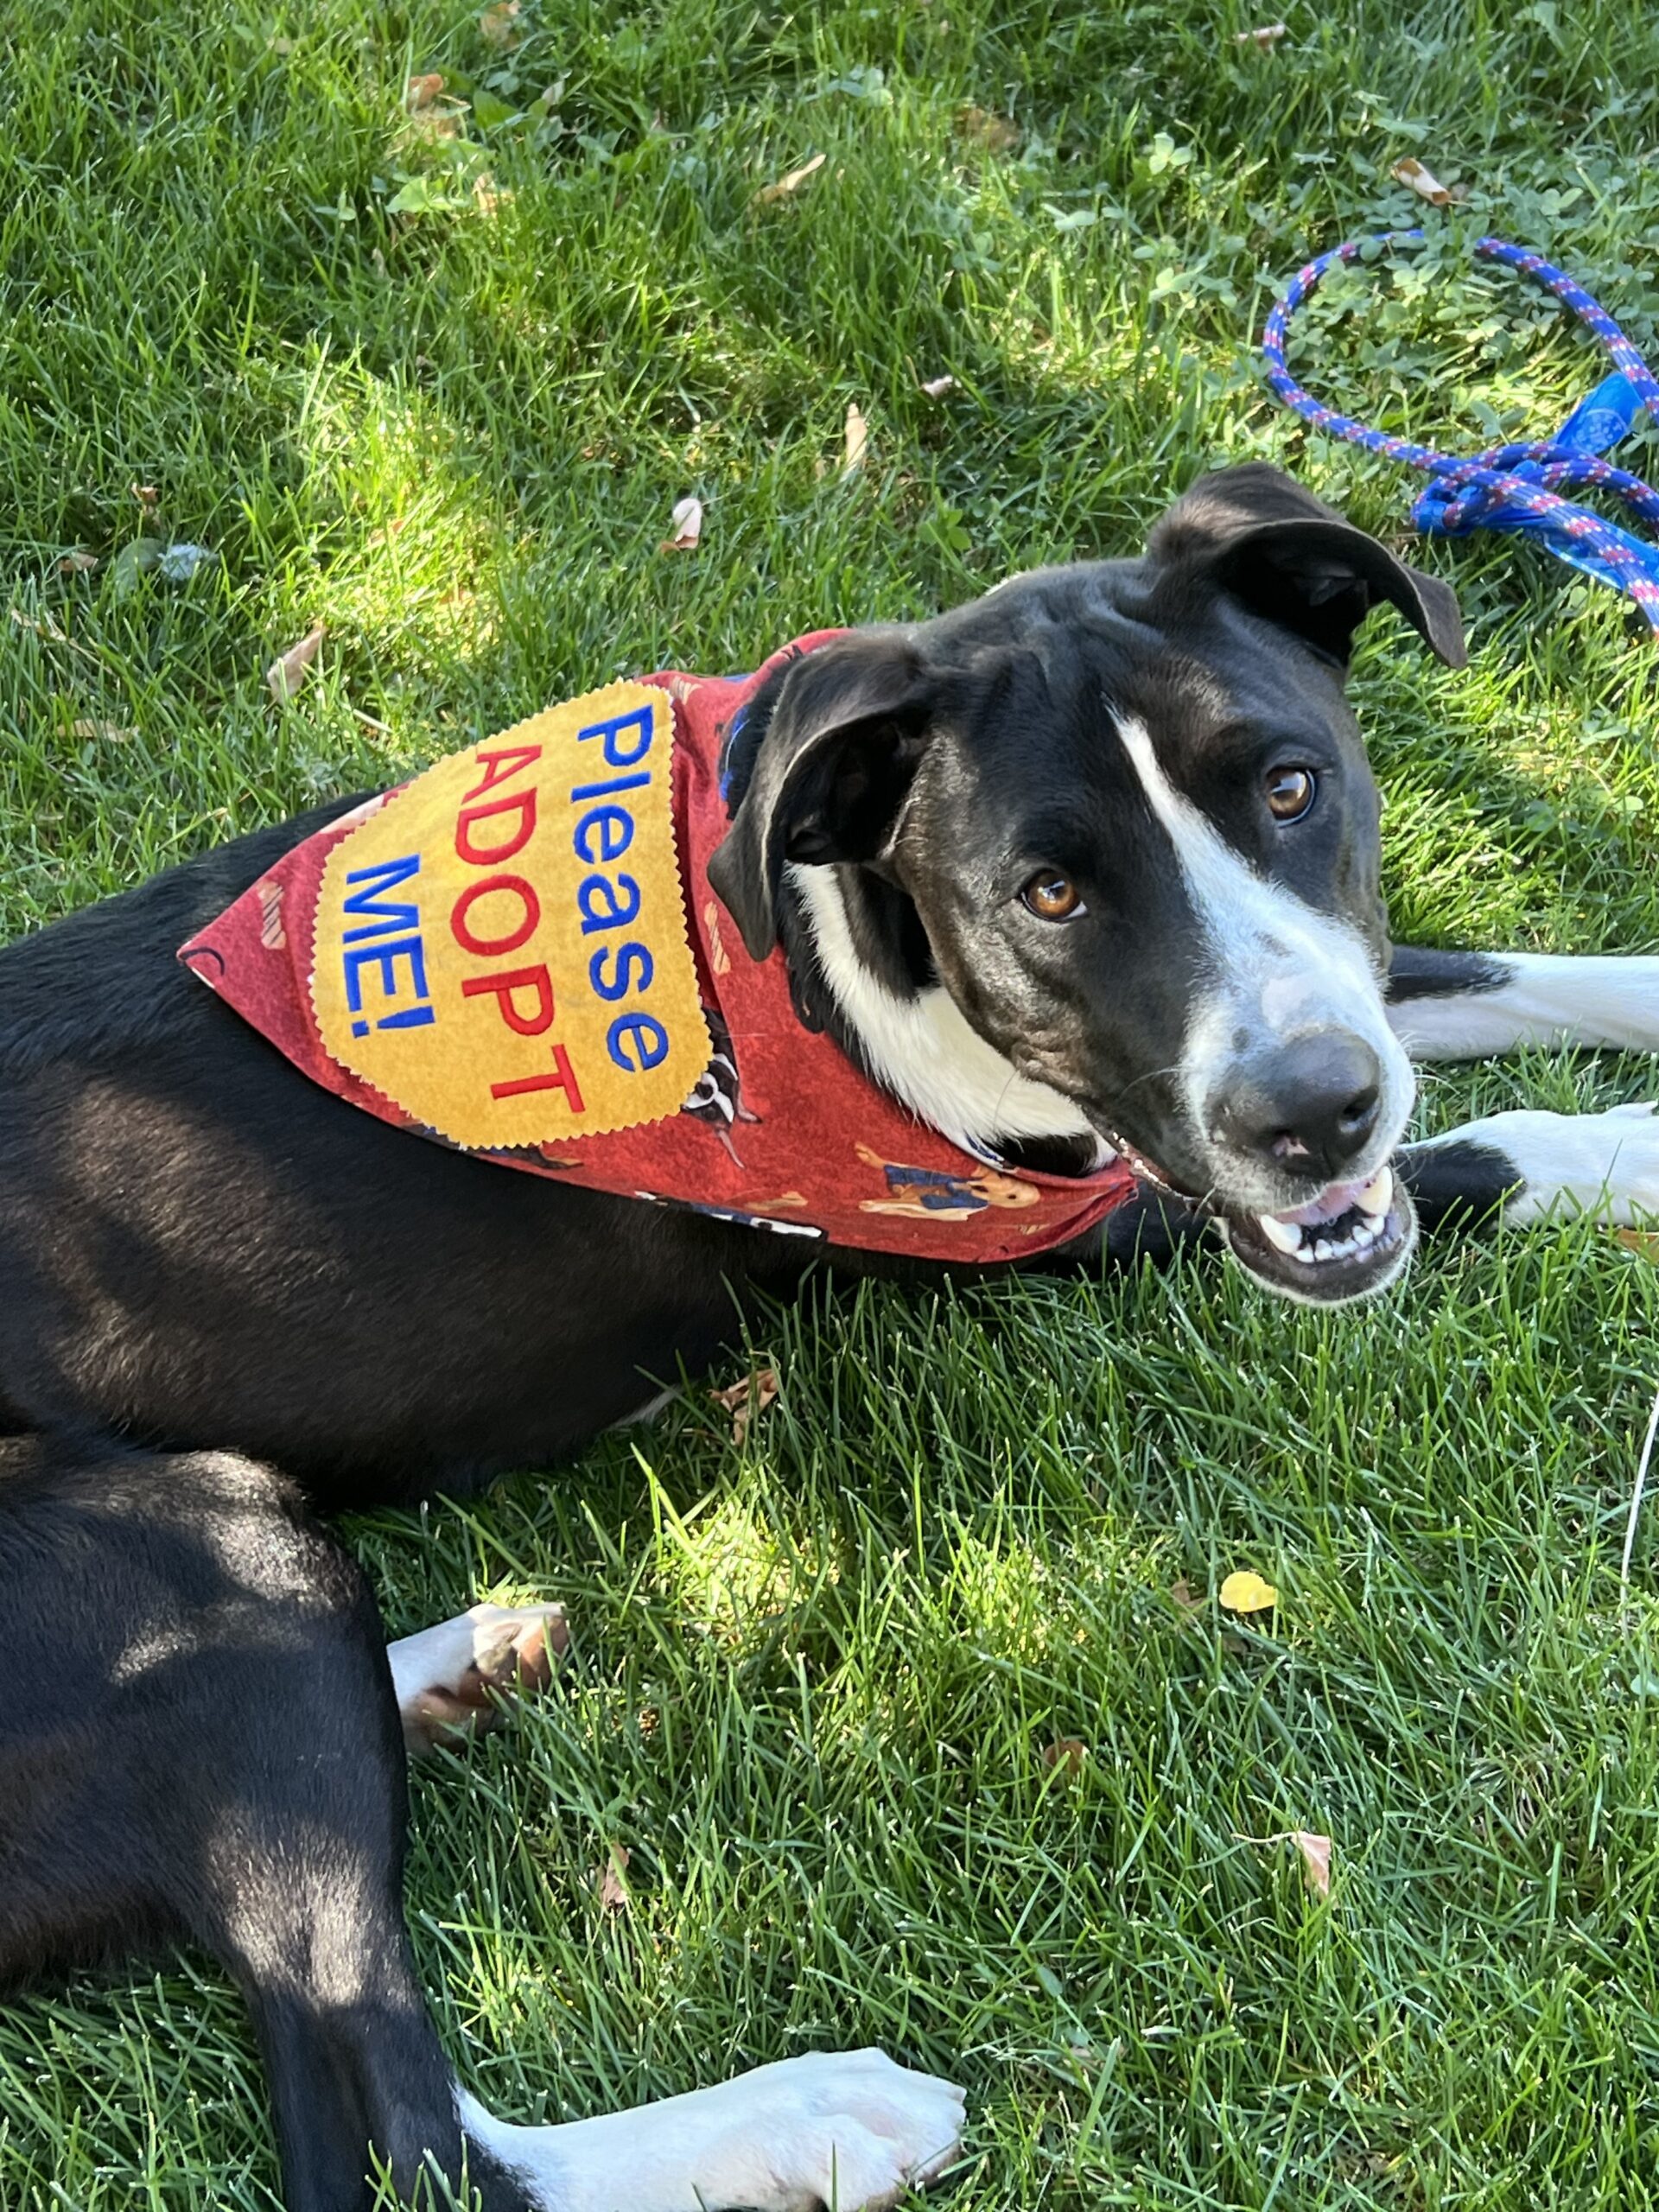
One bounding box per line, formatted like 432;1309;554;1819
1148;461;1466;670
708;632;936;959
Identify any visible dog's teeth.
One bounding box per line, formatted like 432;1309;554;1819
1259;1213;1304;1255
1351;1216;1378;1249
1357;1167;1393;1217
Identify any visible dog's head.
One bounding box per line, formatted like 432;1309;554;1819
709;464;1465;1302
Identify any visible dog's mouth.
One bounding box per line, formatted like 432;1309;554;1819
1216;1164;1416;1304
1106;1135;1416;1305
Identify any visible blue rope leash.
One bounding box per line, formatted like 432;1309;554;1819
1262;230;1659;635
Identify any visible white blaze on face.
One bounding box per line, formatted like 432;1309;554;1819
1112;713;1414;1193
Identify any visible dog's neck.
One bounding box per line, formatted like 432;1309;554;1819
779;862;1108;1173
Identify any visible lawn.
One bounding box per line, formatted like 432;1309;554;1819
6;0;1659;2204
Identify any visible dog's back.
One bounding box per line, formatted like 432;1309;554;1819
0;804;801;1503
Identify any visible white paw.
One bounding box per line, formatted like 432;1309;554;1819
461;2047;966;2212
698;2049;966;2210
386;1601;568;1751
1448;1101;1659;1226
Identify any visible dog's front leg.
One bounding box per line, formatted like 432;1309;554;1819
1388;945;1659;1059
458;2048;965;2212
1398;1101;1659;1231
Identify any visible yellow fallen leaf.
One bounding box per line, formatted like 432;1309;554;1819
71;719;136;742
1294;1830;1332;1897
265;624;325;702
1391;156;1452;206
753;150;826;206
660;494;703;551
1219;1569;1278;1614
843;402;868;474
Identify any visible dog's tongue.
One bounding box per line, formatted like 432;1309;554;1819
1271;1171;1387;1230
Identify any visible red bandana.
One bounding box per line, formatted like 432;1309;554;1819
179;632;1137;1264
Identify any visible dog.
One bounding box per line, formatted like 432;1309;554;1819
4;462;1659;2212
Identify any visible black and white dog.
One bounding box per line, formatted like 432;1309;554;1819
3;464;1658;2212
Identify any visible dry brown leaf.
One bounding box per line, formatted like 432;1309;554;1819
478;0;521;48
1618;1228;1659;1262
1170;1577;1202;1616
918;373;957;398
753;149;826;207
130;483;160;510
957;104;1020;154
71;718;135;742
843;402;869;474
1391;157;1452;206
11;606;68;642
1294;1830;1333;1897
710;1366;779;1446
265;624;325;702
661;494;703;552
1043;1738;1087;1777
405;72;445;110
58;550;99;575
1234;21;1287;44
594;1845;631;1912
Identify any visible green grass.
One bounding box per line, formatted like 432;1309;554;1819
6;0;1659;2204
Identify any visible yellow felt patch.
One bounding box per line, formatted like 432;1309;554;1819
310;682;709;1147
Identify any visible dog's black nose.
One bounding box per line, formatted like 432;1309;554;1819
1212;1034;1382;1180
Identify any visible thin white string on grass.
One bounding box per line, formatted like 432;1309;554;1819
1620;1379;1659;1595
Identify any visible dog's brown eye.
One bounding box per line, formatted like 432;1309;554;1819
1265;766;1317;823
1021;872;1084;921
